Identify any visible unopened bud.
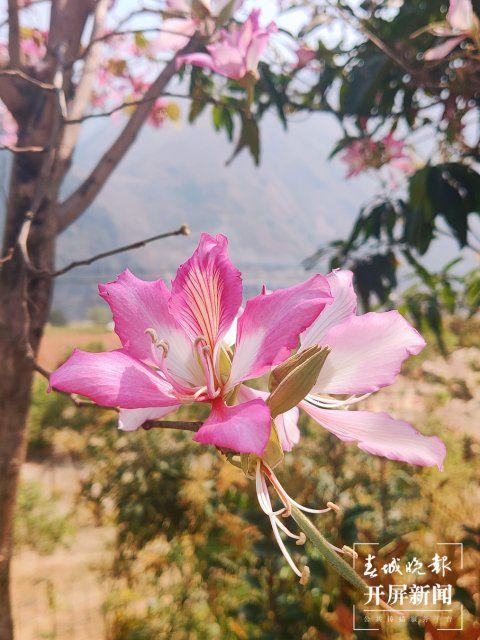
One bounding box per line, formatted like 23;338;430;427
267;346;330;418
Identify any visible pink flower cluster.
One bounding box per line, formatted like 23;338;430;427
341;133;415;179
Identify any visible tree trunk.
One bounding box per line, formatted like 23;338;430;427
0;150;57;640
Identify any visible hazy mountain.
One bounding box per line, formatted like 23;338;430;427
1;109;467;319
52;111;376;318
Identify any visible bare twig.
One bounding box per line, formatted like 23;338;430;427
16;45;67;271
64;95;159;124
324;0;416;75
7;0;21;67
0;248;14;264
56;0;110;166
0;69;56;91
0;143;45;153
64;91;244;125
0;0;48;29
142;420;203;432
58;36;200;230
50;224;190;277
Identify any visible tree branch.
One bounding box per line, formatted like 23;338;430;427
7;0;21;68
0;248;14;265
50;224;190;277
0;143;45;153
56;0;110;167
142;420;202;432
57;36;200;232
0;69;56;91
64;91;246;125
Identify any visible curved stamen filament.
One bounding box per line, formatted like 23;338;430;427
306;392;372;409
195;337;220;399
256;463;304;579
262;462;340;515
254;463;347;585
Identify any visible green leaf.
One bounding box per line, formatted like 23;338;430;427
227;116;260;166
339;53;390;116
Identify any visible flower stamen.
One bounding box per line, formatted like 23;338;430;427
306;392;372;409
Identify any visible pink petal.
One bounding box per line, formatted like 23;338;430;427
49;349;176;409
228;275;332;388
167;0;191;13
169;233;242;350
300;403;446;469
300;269;356;349
238;385;300;452
448;0;475;31
118;405;180;432
314;311;426;395
424;35;466;60
176;51;216;72
98;270;202;387
206;40;246;79
155;18;196;52
194;398;271;455
273;406;300;452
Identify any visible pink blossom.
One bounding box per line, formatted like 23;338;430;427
176;9;278;80
294;46;317;69
50;233;332;458
272;269;445;468
341;138;377;178
341;134;415;178
20;29;47;65
147;98;169;127
424;0;479;60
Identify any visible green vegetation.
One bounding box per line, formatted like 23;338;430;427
14;481;74;555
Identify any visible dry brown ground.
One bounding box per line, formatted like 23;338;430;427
12;461;114;640
38;325;120;370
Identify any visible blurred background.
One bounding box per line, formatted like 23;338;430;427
1;0;479;638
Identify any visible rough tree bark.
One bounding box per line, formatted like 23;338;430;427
0;23;197;638
0;152;57;640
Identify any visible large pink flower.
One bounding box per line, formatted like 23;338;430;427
176;9;277;80
50;233;332;458
258;269;445;469
424;0;480;60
